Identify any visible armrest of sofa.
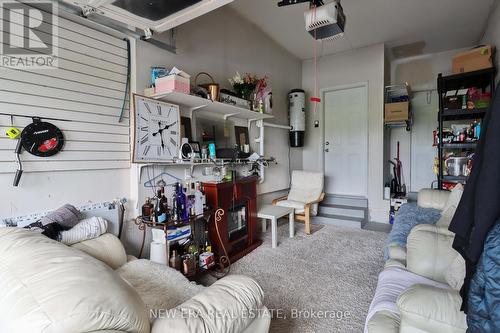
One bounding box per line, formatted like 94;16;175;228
417;189;450;210
387;244;407;266
151;275;267;333
406;224;458;284
71;233;127;269
397;284;467;333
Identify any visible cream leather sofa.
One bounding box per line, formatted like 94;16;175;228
0;228;271;333
367;189;467;333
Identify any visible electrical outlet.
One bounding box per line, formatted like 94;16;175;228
314;120;320;128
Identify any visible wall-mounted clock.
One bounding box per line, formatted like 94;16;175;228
133;94;181;163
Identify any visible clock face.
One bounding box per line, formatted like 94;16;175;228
133;95;181;163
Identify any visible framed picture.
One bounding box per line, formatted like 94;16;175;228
190;141;201;158
180;117;192;142
234;126;249;149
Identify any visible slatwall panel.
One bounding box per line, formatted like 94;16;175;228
0;2;130;173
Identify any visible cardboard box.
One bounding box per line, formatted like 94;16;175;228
452;46;494;74
385;102;409;122
155;73;190;94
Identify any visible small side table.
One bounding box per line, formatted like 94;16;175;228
258;205;295;248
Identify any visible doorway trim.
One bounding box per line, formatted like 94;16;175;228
320;81;369;197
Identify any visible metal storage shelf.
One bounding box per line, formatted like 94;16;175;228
437;69;495;189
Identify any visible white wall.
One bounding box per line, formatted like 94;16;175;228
123;6;302;255
135;6;302;194
388;47;471;192
481;0;500;83
302;43;389;223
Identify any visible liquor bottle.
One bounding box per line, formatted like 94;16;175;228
154;189;167;224
201;182;207;210
171;184;178;223
159;186;169;220
195;182;205;215
141;197;154;220
204;230;212;253
176;183;188;220
169;250;181;271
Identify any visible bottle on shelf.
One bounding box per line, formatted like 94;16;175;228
159;186;170;220
169;250;181;271
195;182;205;215
154;189;167;224
204;230;212;253
141;197;154;220
171;184;178;222
176;183;188;221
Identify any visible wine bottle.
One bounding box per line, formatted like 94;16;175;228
204;230;212;253
154;189;167;224
160;186;169;219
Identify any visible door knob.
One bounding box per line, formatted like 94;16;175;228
325;141;330;146
325;148;330;153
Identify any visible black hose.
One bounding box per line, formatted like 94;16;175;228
119;38;131;123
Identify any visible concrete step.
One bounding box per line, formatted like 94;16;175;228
321;194;368;208
312;213;363;229
318;203;366;219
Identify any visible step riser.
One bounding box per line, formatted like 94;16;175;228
318;206;365;218
322;196;368;208
312;216;362;229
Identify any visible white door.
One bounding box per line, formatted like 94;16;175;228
324;85;368;196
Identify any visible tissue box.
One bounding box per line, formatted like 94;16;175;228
199;252;215;269
155;74;190;94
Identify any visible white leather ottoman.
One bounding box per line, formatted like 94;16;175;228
258;205;295;248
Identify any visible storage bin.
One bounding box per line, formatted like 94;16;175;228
155;74;190;94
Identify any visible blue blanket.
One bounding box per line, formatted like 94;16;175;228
384;203;441;261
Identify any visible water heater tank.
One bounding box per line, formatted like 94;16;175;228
289;89;305;147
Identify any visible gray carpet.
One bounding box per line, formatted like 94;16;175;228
225;221;387;333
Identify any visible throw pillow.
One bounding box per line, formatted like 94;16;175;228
60;216;108;245
445;254;466;291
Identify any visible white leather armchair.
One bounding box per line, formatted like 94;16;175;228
367;224;467;333
0;228;270;333
385;188;452;268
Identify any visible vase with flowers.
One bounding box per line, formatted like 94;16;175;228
229;72;259;100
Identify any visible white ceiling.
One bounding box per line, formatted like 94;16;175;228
229;0;497;60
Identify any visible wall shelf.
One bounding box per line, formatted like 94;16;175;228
150;91;274;122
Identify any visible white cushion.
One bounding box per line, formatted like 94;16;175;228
151;274;265;333
71;233;127;269
445;254;466;291
417;189;451;210
0;228;149;333
406;224;458;284
275;199;305;214
397;284;467;333
287;170;324;204
442;184;464;213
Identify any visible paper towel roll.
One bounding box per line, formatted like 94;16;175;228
150;242;167;265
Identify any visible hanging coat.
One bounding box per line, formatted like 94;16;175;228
449;83;500;311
